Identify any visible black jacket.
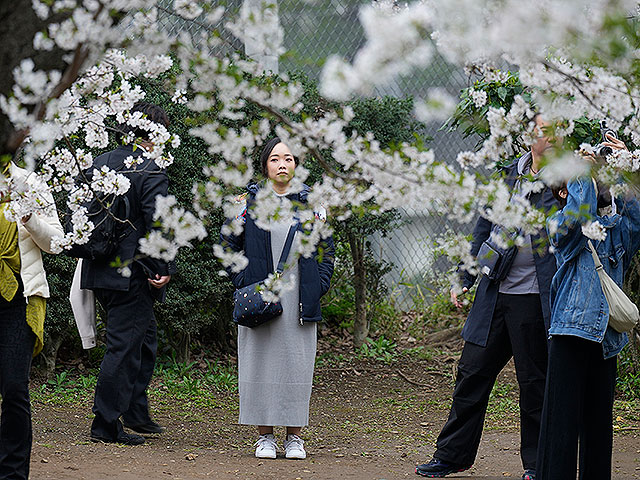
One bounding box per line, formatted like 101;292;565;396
220;182;335;322
461;158;559;346
81;145;175;293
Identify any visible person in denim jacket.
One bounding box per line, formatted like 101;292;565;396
537;137;640;480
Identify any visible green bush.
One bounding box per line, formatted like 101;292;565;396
43;69;425;363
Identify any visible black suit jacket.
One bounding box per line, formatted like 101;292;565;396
81;145;175;293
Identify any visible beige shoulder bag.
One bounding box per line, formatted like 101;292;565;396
587;240;639;333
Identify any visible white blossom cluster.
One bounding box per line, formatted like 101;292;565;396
1;43;184;257
581;220;607;242
321;3;434;100
173;0;203;20
138;195;207;262
4;0;640;279
469;88;488;108
414;88;457;123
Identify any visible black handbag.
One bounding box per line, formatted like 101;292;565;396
476;224;519;282
233;221;299;328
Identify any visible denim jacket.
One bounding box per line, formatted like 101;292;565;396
546;177;640;359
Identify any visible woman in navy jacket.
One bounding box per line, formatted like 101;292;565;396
220;138;334;460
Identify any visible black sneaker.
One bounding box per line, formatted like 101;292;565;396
90;431;145;446
522;470;536;480
123;420;166;434
415;458;472;478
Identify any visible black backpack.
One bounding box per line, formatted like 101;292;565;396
64;191;133;261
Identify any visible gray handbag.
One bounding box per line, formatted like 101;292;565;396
587;240;639;333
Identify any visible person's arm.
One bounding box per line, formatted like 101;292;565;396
20;190;64;254
317;233;335;296
547;177;597;261
617;191;640;268
219;204;247;289
140;166;172;278
450;215;493;308
459;215;493;290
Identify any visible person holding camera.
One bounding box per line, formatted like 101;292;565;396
415;115;559;480
536;133;640;480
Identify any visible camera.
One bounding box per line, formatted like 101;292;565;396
593;120;618;158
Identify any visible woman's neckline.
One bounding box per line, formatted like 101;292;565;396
271;186;290;197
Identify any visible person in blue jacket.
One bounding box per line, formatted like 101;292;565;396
416;115;559;480
220;137;334;460
537;135;640;480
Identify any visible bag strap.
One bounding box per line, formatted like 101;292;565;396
275;219;299;275
587;240;604;272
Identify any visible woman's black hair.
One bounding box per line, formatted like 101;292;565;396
116;102;170;144
551;183;568;208
259;137;299;176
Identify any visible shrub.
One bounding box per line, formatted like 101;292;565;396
43;69;424;363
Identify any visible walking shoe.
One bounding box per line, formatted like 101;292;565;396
284;434;306;459
123;419;166;434
90;431;145;446
415;458;472;477
254;434;277;459
522;470;536;480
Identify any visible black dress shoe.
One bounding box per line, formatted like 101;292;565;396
122;420;166;434
415;458;472;477
90;431;145;445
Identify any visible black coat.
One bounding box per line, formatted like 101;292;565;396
460;159;559;346
220;182;335;322
81;145;175;293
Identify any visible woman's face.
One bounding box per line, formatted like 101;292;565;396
532;115;563;156
266;142;296;185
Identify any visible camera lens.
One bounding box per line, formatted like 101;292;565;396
596;145;613;158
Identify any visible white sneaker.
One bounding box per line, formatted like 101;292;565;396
284;434;306;459
254;434;277;459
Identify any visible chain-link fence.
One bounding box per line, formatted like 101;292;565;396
157;0;478;309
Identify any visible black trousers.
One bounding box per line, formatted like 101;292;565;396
536;335;617;480
0;281;35;480
435;293;548;470
91;274;158;439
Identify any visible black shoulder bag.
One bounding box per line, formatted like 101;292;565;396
476;224;519;282
233;221;299;328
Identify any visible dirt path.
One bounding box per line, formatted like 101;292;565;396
29;347;640;479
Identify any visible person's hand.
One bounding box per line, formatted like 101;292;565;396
450;287;468;309
580;151;597;164
602;133;628;152
149;274;171;289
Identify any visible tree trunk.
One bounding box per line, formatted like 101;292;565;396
175;331;191;364
348;231;368;348
39;333;64;381
0;1;68;156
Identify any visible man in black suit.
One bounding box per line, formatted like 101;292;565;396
81;102;175;445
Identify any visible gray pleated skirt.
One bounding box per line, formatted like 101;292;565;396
237;218;317;427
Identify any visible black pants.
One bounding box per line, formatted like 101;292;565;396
0;281;35;480
91;274;158;439
435;293;548;470
536;335;617;480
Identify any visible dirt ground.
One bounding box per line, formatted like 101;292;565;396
29;334;640;480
